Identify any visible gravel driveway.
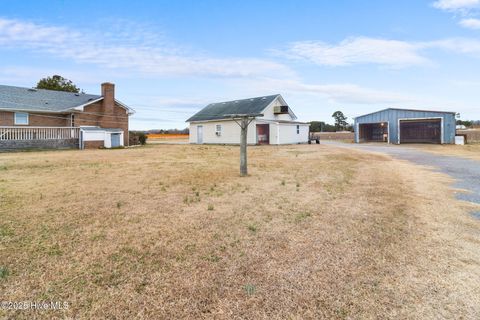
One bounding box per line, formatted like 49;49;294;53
323;141;480;217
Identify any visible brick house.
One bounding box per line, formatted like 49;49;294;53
0;82;134;150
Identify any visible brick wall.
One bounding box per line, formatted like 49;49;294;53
83;140;104;149
1;102;129;146
75;102;129;146
0;111;69;126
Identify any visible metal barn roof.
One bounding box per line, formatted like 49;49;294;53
355;108;456;119
187;94;280;122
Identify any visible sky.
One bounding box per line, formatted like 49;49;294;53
1;0;480;130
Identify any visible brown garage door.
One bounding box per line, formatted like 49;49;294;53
399;119;441;144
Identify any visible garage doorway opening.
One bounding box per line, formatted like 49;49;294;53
399;119;441;144
358;122;388;143
256;124;270;144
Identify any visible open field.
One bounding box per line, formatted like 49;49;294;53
458;129;480;144
147;133;189;144
314;132;355;142
1;144;479;319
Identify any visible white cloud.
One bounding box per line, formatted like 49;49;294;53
0;18;293;79
459;17;480;28
277;37;428;68
278;36;480;68
432;0;480;29
432;0;480;11
426;37;480;54
235;78;412;105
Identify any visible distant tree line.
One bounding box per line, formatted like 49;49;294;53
309;111;354;132
457;120;480;128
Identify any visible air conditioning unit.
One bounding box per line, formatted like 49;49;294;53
274;105;289;114
215;131;221;136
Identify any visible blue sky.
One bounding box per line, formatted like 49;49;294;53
1;0;480;129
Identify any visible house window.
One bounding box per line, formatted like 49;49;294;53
14;112;29;125
296;125;300;134
215;124;222;136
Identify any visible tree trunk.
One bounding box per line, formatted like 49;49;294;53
240;119;248;176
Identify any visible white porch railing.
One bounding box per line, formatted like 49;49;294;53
0;127;80;141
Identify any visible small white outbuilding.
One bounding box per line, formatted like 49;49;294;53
186;94;309;145
79;126;124;149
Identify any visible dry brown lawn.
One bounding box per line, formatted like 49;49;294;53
1;144;479;319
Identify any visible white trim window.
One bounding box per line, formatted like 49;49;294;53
14;112;29;125
296;125;300;134
215;124;222;136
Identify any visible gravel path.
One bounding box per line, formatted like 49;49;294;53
323;141;480;217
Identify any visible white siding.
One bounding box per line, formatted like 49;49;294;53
189;120;257;144
82;130;105;141
81;129;124;148
261;97;295;121
188;96;309;145
278;123;309;144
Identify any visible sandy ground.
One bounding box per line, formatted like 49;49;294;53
0;144;479;319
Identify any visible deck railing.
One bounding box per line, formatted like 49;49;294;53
0;127;80;141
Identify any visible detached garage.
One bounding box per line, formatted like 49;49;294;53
354;108;456;144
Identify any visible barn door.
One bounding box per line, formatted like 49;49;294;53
399;119;441;144
256;124;270;144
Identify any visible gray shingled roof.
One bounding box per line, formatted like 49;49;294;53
0;84;102;113
187;94;280;122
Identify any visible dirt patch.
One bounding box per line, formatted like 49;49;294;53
0;144;479;319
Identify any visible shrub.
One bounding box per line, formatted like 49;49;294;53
129;131;148;145
138;132;147;145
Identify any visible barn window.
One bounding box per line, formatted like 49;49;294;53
296;125;300;134
14;112;29;125
215;124;222;136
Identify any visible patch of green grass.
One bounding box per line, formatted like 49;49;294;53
207;204;214;211
281;180;286;186
202;253;221;262
295;212;312;223
247;224;258;233
0;165;7;170
47;243;63;256
0;266;9;280
90;233;107;241
0;225;14;238
244;284;256;295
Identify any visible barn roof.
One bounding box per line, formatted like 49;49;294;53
187;94;280;122
354;107;456;119
0;84;134;114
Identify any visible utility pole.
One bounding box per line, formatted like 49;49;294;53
225;113;263;177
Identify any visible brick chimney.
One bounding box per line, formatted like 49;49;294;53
101;82;115;115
